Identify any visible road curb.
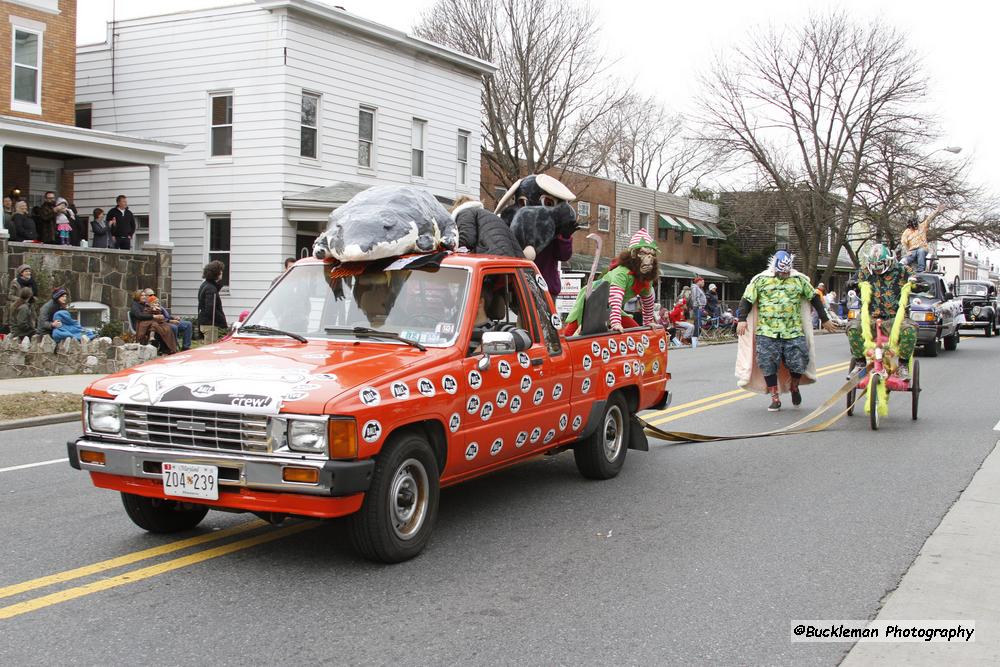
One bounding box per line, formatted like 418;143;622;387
0;412;79;431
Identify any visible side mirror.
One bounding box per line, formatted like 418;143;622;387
481;329;531;355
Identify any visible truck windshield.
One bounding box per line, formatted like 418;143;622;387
241;264;470;346
958;284;988;296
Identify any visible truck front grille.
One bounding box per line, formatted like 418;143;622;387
122;405;270;454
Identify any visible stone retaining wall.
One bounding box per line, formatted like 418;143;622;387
0;334;157;379
0;240;172;326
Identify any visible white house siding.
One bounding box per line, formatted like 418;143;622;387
654;191;689;218
75;3;486;317
688;199;720;223
279;11;483;258
614;183;656;252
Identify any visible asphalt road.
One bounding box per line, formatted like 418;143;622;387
2;332;999;666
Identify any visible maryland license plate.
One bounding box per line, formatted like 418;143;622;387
162;462;218;500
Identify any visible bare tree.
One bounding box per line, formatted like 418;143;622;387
415;0;629;187
700;12;929;283
851;133;1000;254
585;94;722;193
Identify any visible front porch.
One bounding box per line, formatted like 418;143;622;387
0;115;183;248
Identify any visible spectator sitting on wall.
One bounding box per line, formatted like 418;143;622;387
2;195;12;232
142;287;191;351
198;260;228;344
90;208;110;248
37;287;70;336
9;264;37;300
33;191;57;244
106;194;136;250
11;200;39;243
51;309;95;343
10;287;37;339
55;198;74;246
130;290;178;354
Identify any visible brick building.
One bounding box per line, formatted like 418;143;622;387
481;160;737;303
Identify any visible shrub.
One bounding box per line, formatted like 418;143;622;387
97;320;124;340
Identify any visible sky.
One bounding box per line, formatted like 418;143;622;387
76;0;999;261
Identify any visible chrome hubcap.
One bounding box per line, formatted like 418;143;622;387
602;405;624;462
389;458;429;540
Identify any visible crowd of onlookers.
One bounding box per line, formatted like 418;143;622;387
4;258;231;355
2;192;138;249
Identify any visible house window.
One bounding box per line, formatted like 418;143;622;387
657;227;669;241
12;27;42;113
597;205;610;232
358;106;375;168
411;118;427;178
456;130;470;187
28;167;57;208
619;209;632;234
775;221;790;243
210;93;233;157
577;201;591;223
208;215;232;287
639;212;650;234
692;233;701;246
75;104;92;129
300;92;319;159
674;230;684;243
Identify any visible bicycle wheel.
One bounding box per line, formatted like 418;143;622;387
869;374;881;431
911;359;920;420
846;358;860;417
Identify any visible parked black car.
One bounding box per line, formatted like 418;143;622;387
908;272;963;357
956;280;999;337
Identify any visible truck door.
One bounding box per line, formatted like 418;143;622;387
455;270;540;471
517;268;574;447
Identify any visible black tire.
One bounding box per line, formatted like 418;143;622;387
924;335;939;357
846;358;860;417
986;320;995;338
574;393;629;480
944;331;959;351
120;492;209;533
911;360;920;420
869;374;881;431
348;430;440;563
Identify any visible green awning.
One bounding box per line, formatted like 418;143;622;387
672;216;697;232
689;219;726;240
682;217;710;237
658;214;681;230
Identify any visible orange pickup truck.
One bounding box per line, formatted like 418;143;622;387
69;254;671;562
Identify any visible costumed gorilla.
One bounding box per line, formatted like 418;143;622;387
562;229;660;336
496;174;582;297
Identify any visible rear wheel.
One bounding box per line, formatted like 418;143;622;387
846;358;861;417
348;430;440;563
911;360;920;420
869;374;881;431
986;319;995;337
120;493;209;533
574;393;629;480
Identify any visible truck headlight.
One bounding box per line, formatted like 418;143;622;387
88;401;122;434
287;419;328;454
972;306;981;318
915;311;936;322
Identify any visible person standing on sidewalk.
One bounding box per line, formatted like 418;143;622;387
197;260;228;344
690;277;707;348
106;195;136;250
735;251;836;412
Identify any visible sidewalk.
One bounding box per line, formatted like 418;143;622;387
842;437;1000;665
0;374;105;395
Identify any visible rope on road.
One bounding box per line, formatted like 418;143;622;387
641;370;865;444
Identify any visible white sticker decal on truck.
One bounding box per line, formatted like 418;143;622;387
518;352;531;369
449;412;461;432
497;360;512;378
441;375;458;395
659;338;667;352
520;376;532;392
465;442;479;461
652;360;660;374
496;389;509;408
359;387;380;406
552;383;564;400
510;395;522;413
559;414;568;430
641;334;649;348
582;355;592;371
623;362;632;378
468;370;483;390
390;382;410;400
601;348;611;363
605;372;615;387
362;420;382;443
490;438;504;456
572;415;583;430
543;429;556;443
530;427;542;443
466;395;481;414
591;341;601;355
609;339;618;353
515;431;528;448
417;378;436;397
581;378;592;393
480;402;494;421
533;388;545;405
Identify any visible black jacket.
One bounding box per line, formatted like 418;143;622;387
107;207;136;239
197;280;227;328
453;203;524;258
12;213;37;242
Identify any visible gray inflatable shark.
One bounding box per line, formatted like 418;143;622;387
313;185;459;262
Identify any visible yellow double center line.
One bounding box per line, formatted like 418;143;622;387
1;360;852;620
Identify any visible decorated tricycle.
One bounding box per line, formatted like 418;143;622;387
846;316;920;430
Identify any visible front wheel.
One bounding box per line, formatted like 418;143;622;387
944;330;959;351
911;359;920;420
924;335;940;357
574;393;630;479
348;430;440;563
869;374;881;431
986;320;995;338
120;492;209;533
